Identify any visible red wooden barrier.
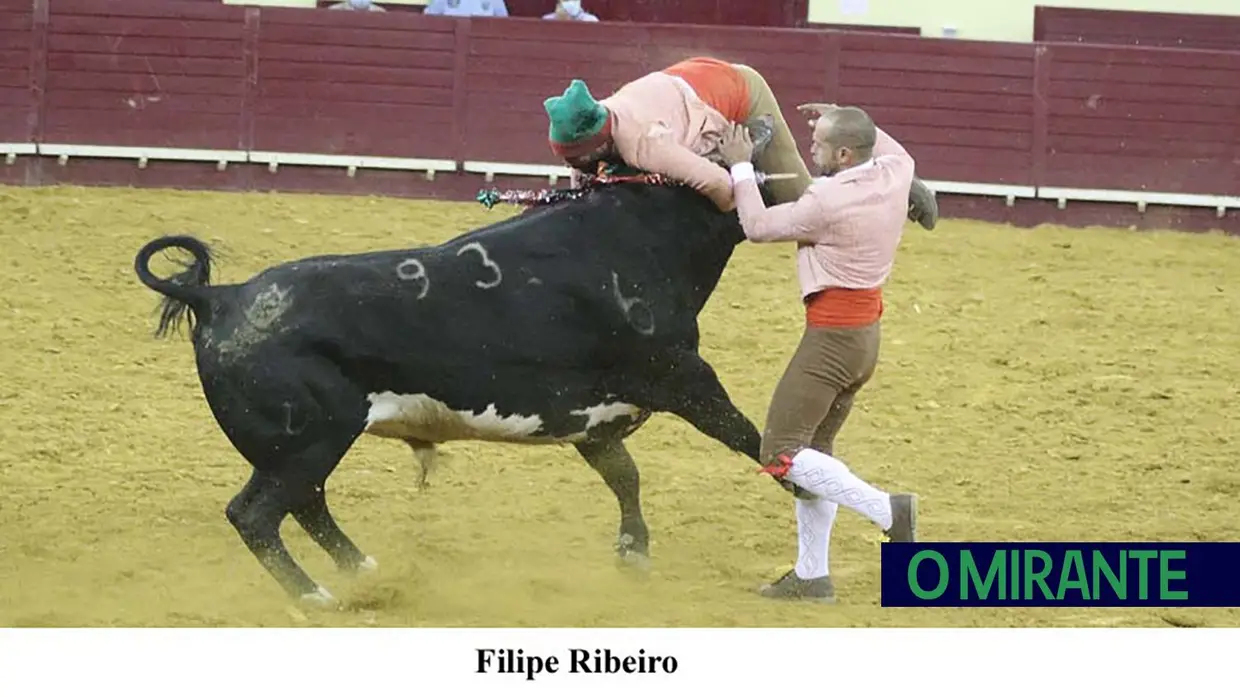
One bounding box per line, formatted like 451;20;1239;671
503;0;809;27
0;0;35;145
1034;6;1240;51
42;0;247;150
836;33;1036;186
1042;43;1240;196
7;0;1240;233
253;8;458;159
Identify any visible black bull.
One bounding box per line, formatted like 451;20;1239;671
134;179;781;606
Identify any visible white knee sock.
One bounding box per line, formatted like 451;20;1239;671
784;448;893;530
794;497;837;579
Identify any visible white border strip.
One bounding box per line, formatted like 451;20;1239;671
38;144;249;171
1039;186;1238;216
0;142;38;156
0;142;37;165
249;151;457;179
921;179;1037;207
463;160;573;184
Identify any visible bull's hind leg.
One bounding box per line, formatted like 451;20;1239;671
209;359;371;605
226;468;328;604
290;485;375;574
225;431;364;606
575;438;650;571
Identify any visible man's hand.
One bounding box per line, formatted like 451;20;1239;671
716;123;754;167
796;102;839;130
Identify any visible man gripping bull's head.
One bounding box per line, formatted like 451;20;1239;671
542;56;939;229
543;57;813;212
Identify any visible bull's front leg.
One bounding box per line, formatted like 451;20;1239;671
636;351;762;463
574;438;651;572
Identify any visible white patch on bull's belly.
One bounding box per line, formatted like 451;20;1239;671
571;402;643;430
363;392;642;444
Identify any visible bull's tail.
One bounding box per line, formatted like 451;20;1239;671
133;234;218;339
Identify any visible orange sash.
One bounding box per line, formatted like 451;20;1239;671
805;287;884;328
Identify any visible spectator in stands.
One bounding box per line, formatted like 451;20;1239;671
543;1;599;21
423;0;508;16
329;0;386;10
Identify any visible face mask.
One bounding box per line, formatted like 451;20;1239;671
559;1;583;15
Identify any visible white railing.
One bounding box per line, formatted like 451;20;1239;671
7;144;1235;218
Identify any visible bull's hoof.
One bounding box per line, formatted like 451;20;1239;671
299;586;340;609
615;551;652;575
614;533;651;575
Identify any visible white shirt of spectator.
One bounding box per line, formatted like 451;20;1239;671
329;0;386;9
543;0;598;21
423;0;509;16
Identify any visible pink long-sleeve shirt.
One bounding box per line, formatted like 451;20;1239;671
730;127;915;300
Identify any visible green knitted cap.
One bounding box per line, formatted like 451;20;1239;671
544;79;609;144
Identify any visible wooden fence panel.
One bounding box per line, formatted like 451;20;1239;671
504;0;808;27
42;0;247;149
1034;6;1240;52
0;0;34;143
252;8;460;158
837;33;1038;185
1043;43;1240;196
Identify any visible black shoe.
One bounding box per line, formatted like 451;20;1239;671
758;569;837;603
884;493;918;542
744;114;775;158
908;178;938;230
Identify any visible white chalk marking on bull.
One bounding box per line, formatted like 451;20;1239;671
214;282;293;361
283;401;306;435
456;242;502;289
395;258;429;299
611;271;655;336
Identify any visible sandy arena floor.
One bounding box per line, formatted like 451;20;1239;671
0;184;1237;628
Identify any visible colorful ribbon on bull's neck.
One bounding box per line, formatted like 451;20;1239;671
475;161;677;210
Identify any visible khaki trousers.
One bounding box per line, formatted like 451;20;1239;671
732;63;814;205
759;321;882;465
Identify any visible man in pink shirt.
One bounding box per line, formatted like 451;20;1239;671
716;103;918;603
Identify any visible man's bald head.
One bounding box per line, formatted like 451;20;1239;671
815;106;877;158
810;105;878;176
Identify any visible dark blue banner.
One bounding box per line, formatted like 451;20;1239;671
879;542;1240;607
